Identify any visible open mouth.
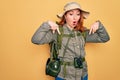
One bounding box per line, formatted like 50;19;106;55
73;21;77;25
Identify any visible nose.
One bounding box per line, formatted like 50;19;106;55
73;15;77;20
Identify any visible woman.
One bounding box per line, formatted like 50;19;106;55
31;2;110;80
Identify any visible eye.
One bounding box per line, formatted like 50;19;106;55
69;13;73;16
77;13;80;16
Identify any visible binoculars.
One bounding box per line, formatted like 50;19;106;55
74;57;83;68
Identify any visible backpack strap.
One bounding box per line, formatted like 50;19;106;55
81;31;87;41
57;26;87;49
57;26;63;49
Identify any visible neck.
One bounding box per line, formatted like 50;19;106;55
66;24;73;30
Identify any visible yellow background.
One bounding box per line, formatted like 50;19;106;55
0;0;120;80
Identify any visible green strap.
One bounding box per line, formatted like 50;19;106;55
49;41;57;60
57;26;86;49
81;31;87;40
57;26;63;49
63;33;81;37
56;26;87;78
63;31;86;38
63;63;67;78
62;37;71;59
62;34;71;78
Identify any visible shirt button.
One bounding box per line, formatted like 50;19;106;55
77;46;79;48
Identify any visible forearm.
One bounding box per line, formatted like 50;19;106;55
85;21;110;43
31;22;55;44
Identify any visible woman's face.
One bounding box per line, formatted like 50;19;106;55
65;9;81;29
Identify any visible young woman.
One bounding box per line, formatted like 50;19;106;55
31;2;110;80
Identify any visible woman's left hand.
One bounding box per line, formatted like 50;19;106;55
89;21;99;35
48;21;61;34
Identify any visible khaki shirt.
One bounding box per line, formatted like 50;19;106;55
31;21;110;80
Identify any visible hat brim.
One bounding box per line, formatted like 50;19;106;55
57;9;90;19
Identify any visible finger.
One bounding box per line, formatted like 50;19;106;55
56;28;61;35
95;23;99;30
52;30;55;33
94;26;97;32
93;25;98;33
89;27;93;35
92;25;97;34
50;26;57;31
93;22;99;31
92;26;95;34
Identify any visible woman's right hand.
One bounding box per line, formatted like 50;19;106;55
48;21;61;34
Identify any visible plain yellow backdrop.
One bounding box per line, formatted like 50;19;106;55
0;0;120;80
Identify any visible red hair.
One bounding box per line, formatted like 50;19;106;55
57;10;85;32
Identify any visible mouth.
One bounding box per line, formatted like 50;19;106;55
73;21;77;25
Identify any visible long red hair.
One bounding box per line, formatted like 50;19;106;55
57;10;85;32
